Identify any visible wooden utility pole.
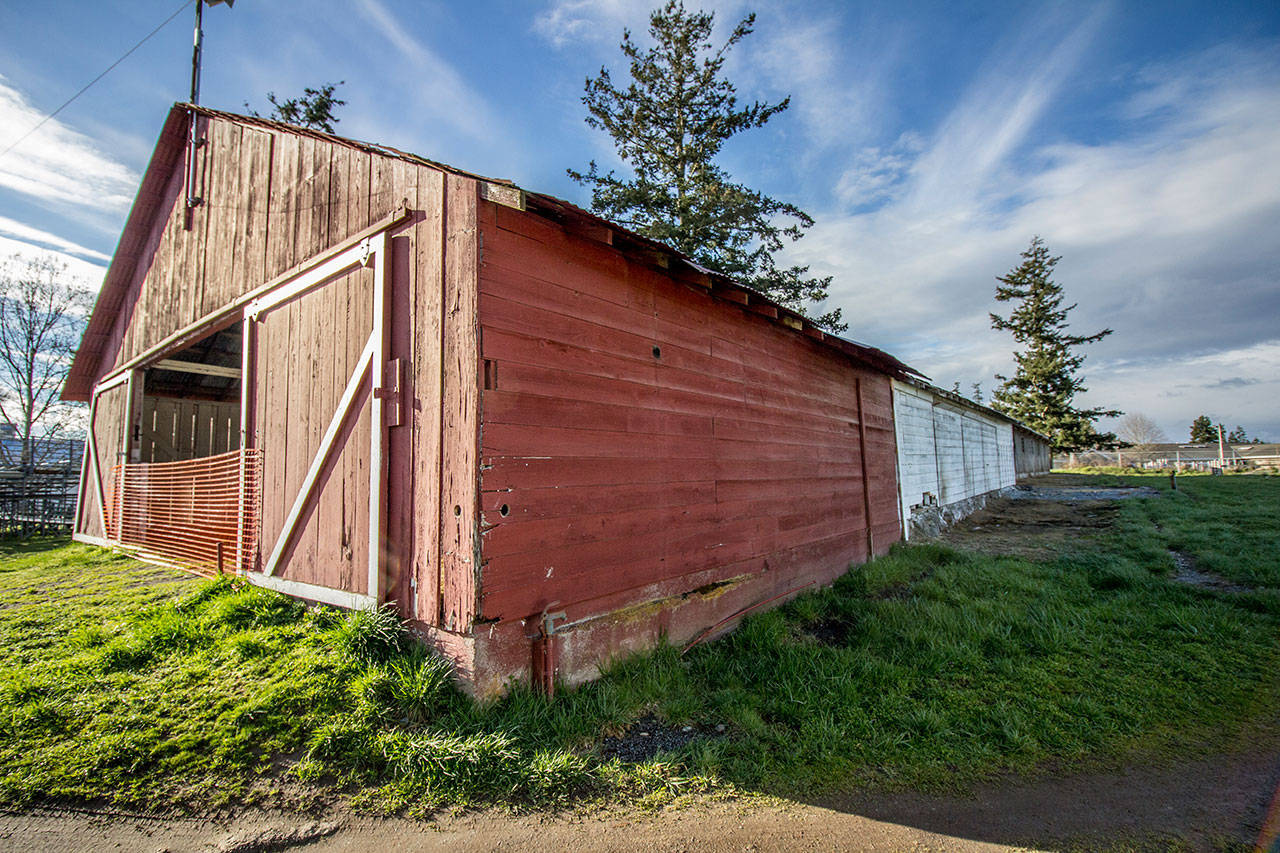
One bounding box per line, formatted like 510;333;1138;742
1218;424;1226;470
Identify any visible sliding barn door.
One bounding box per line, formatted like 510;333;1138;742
245;235;397;610
75;378;132;541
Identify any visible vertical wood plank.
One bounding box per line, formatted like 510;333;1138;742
412;169;445;625
264;131;301;280
181;115;212;332
855;376;874;560
201;121;242;316
439;174;480;631
340;152;373;588
382;161;420;611
235;128;271;298
318;144;353;590
261;297;292;576
291;137;320;581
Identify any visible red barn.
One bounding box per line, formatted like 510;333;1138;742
66;106;918;695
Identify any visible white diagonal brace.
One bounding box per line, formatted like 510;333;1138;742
261;331;376;576
246;240;371;320
85;391;108;538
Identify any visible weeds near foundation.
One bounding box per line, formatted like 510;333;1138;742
0;473;1277;813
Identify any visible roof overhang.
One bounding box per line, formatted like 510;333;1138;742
65;104;925;401
63;107;189;401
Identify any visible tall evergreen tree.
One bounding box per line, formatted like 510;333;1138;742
569;2;844;332
1189;415;1215;444
1227;425;1249;443
989;237;1119;451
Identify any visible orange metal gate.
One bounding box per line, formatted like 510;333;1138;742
106;448;262;574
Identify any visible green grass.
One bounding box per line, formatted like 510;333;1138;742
0;473;1277;813
0;544;592;811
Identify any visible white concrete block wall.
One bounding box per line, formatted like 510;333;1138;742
979;418;998;495
934;406;966;504
892;381;1025;539
892;384;940;533
997;423;1016;488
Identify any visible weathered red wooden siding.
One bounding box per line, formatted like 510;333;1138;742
437;176;482;632
74;111;477;628
475;200;901;634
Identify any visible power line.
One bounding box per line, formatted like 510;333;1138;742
0;0;194;163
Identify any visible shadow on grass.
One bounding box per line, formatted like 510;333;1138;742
0;534;73;558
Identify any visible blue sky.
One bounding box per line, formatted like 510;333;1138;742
1;0;1278;441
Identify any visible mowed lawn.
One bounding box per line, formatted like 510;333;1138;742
0;473;1277;813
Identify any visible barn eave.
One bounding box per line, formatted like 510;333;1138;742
65;104;924;403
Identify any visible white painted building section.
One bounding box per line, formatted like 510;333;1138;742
891;380;1019;539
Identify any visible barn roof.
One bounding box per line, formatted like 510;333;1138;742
65;105;922;400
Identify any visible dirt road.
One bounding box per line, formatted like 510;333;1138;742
2;735;1275;852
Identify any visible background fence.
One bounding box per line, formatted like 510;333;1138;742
0;473;80;536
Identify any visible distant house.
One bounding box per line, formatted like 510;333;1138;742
64;105;1051;695
1234;444;1280;469
1059;442;1280;470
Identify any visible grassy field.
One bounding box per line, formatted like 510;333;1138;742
0;473;1277;814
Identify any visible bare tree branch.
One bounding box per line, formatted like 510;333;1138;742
0;255;92;475
1116;413;1167;449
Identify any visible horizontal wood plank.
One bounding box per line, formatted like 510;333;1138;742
478;203;903;625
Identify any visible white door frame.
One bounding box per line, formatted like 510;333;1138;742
74;370;131;546
243;230;394;611
74;224;401;612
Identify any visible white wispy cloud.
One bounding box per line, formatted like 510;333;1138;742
533;0;771;58
0;216;110;263
0;77;138;214
902;5;1110;215
1093;340;1280;440
0;235;107;292
742;10;905;154
793;31;1280;440
352;0;501;142
534;0;686;49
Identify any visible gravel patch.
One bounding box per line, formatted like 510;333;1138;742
1168;550;1250;592
1005;485;1161;502
599;714;725;763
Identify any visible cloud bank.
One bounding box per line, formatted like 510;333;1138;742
0;77;138;216
792;37;1280;439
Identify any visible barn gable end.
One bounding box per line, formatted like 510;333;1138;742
66;108;484;675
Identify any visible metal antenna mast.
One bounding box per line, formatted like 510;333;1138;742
186;0;233;211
